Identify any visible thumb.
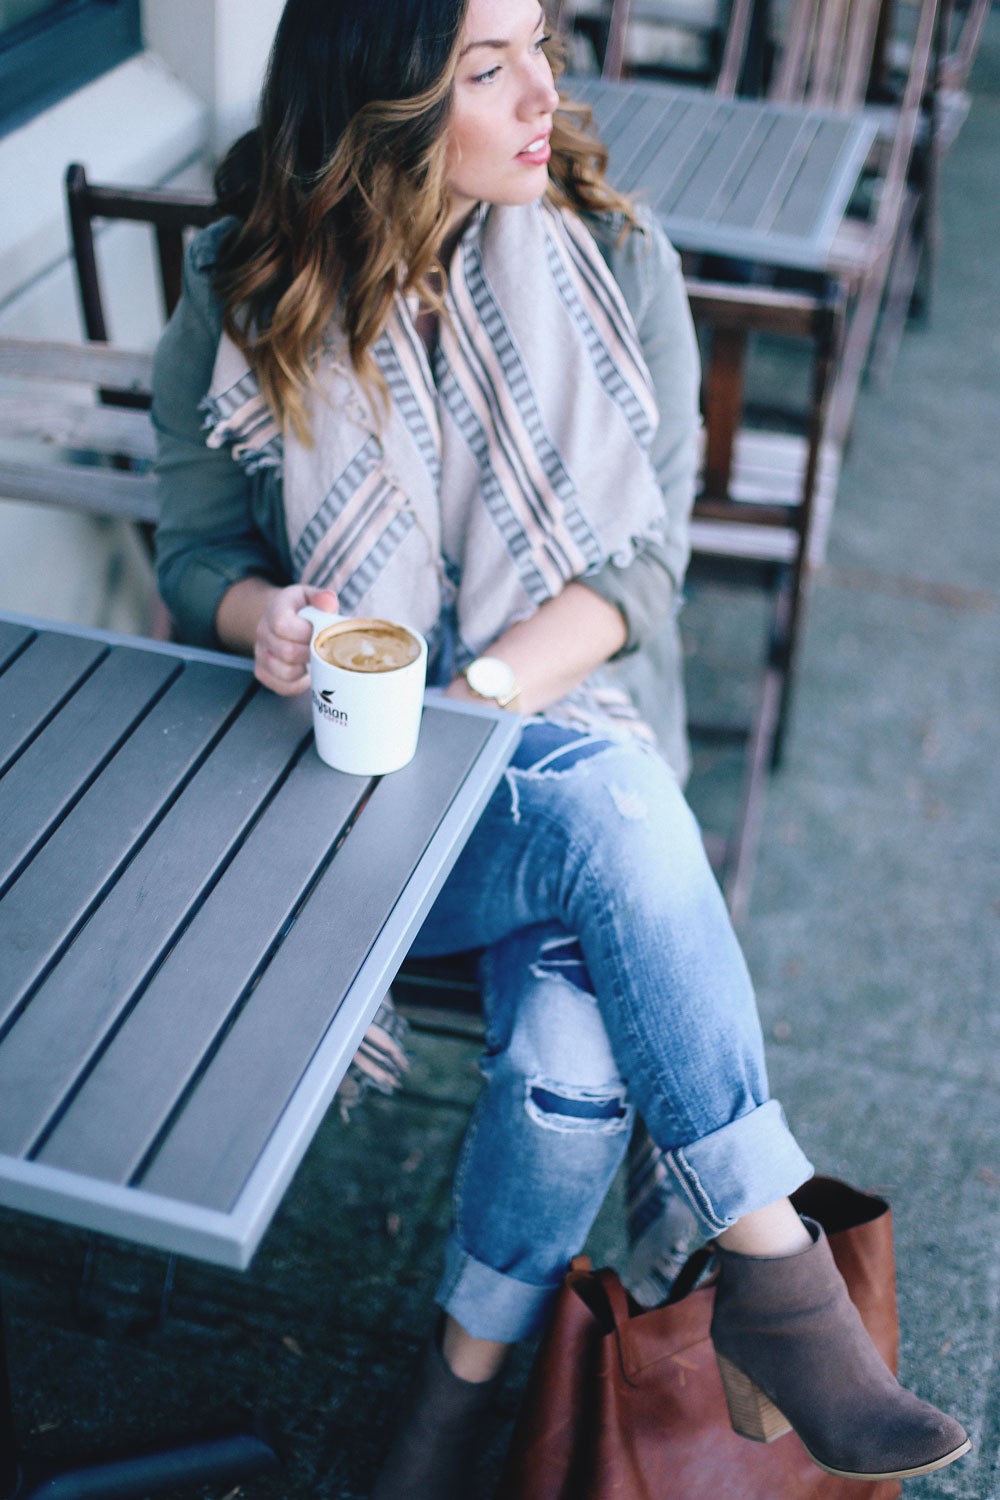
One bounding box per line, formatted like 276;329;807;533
303;586;340;615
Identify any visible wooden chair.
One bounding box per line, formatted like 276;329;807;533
61;163;220;632
712;0;942;445
65;162;218;407
0;166;219;643
684;274;842;919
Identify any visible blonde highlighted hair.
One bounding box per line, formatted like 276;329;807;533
213;0;638;441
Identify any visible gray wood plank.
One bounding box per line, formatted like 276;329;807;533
0;461;159;523
575;79;875;271
36;746;376;1182
576;80;643;149
0;659;252;1028
572;82;722;206
0;394;157;461
714;113;819;231
0;630;106;775
0;689;312;1159
138;707;497;1211
667;106;771;221
770;117;861;239
615;96;715;206
601;92;686;186
0;338;153;391
0;623;32;672
0;646;178;894
564;75;600;106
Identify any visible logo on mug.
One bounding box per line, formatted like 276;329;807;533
312;688;348;725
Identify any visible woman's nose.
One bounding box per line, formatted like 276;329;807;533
520;59;559;118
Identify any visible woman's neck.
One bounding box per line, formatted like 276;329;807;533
415;203;479;356
435;201;478;267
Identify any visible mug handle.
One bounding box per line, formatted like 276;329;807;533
298;605;345;638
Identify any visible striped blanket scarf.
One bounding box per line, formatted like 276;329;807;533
203;198;667;699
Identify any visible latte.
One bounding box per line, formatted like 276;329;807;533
315;620;421;674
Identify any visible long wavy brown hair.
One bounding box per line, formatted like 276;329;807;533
213;0;639;441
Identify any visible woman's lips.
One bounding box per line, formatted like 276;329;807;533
517;134;552;165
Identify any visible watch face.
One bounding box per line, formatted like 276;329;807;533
467;657;516;699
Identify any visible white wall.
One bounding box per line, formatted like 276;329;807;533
144;0;284;155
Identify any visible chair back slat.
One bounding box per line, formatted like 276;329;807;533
771;0;885;107
869;0;938;252
0;336;153;391
771;0;820;100
65;163;218;340
65;163;110;344
154;224;187;319
573;0;757;91
715;0;758;95
940;0;989;88
602;0;632;80
836;0;883;106
808;0;852;104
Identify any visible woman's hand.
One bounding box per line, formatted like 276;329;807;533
215;578;339;696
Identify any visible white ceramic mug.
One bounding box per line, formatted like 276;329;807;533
298;607;428;775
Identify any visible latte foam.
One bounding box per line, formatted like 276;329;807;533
315;621;420;673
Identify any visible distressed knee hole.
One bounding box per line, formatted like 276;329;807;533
504;733;621;823
525;1078;632;1134
531;935;594;996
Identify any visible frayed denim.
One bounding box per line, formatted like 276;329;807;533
409;720;812;1341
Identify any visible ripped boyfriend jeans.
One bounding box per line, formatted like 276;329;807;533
408;719;812;1343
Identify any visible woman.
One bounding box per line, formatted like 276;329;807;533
152;0;970;1495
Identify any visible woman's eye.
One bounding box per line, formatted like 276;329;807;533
472;64;501;83
533;32;552;50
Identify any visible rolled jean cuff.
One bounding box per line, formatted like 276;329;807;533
666;1099;814;1237
435;1233;564;1343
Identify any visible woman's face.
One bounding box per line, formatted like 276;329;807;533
445;0;560;231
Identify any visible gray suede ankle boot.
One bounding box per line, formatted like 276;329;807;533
370;1332;504;1500
710;1218;970;1481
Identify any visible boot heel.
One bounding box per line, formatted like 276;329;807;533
716;1353;792;1443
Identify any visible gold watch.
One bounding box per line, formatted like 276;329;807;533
463;656;521;710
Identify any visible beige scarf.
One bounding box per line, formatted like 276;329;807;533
203;200;667;684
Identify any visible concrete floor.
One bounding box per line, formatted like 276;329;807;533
1;17;999;1499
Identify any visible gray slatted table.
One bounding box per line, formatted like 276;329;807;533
0;611;519;1499
569;77;878;271
0;612;519;1271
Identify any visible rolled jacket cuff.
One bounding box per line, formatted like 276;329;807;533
665;1099;814;1237
435;1233;564;1344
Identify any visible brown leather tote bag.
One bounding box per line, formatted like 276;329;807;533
495;1177;902;1500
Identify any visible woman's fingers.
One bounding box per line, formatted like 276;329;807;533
251;584;342;695
254;642;310;695
253;583;322;694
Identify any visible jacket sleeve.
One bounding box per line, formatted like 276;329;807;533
579;214;701;655
152;221;288;648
